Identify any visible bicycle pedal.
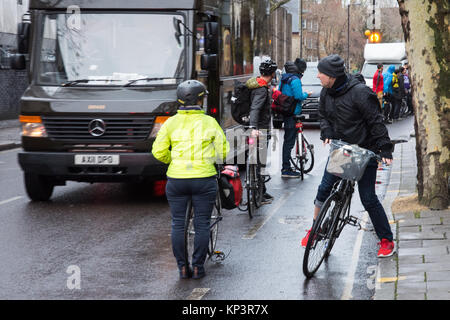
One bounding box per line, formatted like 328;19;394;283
346;215;359;227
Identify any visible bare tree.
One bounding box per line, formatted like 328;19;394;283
397;0;449;209
270;0;292;12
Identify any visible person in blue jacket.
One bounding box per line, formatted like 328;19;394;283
382;65;395;123
280;60;312;178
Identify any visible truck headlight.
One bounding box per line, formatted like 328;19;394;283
19;115;48;138
149;116;170;138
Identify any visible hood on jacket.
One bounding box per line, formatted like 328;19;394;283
387;65;395;74
246;77;268;89
280;73;299;83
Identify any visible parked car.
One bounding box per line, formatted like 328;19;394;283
300;62;321;124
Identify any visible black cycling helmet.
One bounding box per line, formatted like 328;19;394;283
284;61;299;74
259;59;278;76
294;58;307;74
176;80;208;106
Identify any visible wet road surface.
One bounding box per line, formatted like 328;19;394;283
0;118;413;299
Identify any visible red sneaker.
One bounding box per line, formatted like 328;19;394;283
301;228;312;248
377;239;396;257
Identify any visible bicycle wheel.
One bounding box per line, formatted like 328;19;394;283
254;164;264;208
303;194;340;278
246;162;255;219
184;200;195;267
290;134;304;179
208;191;222;257
302;136;314;174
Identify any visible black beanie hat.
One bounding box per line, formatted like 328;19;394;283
318;54;346;78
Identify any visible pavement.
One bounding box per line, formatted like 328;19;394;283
374;132;450;300
0;119;21;151
1;118;449;300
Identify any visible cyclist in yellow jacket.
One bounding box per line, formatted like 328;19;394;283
152;80;229;279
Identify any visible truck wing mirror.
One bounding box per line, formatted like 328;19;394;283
173;17;182;46
204;22;219;54
17;22;31;54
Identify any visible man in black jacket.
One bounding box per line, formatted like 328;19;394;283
246;59;278;204
301;54;396;258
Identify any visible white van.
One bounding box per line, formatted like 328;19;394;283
361;42;408;88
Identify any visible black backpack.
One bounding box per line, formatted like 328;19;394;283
231;81;252;125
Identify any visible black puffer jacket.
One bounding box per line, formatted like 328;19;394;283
319;74;393;153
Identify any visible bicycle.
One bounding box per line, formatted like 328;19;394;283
289;115;314;180
302;140;383;278
184;170;225;268
398;97;409;119
239;128;270;219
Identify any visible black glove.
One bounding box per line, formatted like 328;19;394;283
379;144;393;160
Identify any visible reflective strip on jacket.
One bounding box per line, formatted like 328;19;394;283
151;108;230;179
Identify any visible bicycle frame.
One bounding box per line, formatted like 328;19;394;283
328;179;355;240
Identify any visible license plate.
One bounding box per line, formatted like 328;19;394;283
303;114;310;119
74;154;120;165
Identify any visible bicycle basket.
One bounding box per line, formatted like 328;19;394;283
326;140;375;182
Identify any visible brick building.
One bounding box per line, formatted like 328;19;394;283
0;0;30;120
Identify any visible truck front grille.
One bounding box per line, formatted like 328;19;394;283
42;116;155;142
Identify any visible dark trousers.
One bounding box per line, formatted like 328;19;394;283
383;94;393;121
165;176;217;270
314;158;393;241
406;92;413;114
282;116;297;171
392;98;401;119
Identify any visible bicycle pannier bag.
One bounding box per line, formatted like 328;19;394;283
219;165;243;209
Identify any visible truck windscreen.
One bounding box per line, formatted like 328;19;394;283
38;13;186;86
361;63;401;79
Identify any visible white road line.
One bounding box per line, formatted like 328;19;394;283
341;211;369;300
0;196;23;206
186;288;210;300
242;191;293;240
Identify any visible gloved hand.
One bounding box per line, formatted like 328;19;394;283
380;144;393;165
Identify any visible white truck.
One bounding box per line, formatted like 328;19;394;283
361;42;408;88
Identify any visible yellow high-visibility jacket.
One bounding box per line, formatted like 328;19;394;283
151;108;230;179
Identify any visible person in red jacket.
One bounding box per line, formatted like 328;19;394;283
372;64;384;110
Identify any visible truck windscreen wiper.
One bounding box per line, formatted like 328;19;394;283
61;79;122;87
123;77;182;87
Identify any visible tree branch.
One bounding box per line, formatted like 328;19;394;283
270;0;291;13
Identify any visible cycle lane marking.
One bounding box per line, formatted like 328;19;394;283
341;211;369;300
242;190;294;240
0;196;23;206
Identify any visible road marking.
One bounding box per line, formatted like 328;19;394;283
186;288;210;300
378;276;407;283
341;211;369;300
242;191;293;240
0;196;23;206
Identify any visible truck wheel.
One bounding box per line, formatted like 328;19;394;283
24;173;54;201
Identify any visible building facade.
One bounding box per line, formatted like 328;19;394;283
0;0;30;120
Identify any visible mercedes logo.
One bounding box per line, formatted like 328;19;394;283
88;119;106;137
